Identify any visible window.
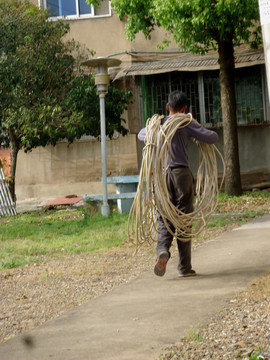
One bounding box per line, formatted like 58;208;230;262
143;72;201;122
203;71;223;125
235;67;264;125
142;65;269;127
203;67;265;126
44;0;111;18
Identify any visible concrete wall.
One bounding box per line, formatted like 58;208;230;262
16;134;138;200
15;122;270;200
34;0;177;59
63;11;177;58
188;125;270;187
64;12;131;58
238;125;270;173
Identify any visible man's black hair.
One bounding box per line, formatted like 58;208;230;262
168;90;187;111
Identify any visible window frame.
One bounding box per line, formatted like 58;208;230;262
43;0;112;20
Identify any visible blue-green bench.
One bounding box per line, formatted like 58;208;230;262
82;175;139;214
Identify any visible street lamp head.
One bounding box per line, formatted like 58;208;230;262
94;73;110;94
81;57;121;95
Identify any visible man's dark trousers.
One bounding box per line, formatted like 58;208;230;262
157;167;194;274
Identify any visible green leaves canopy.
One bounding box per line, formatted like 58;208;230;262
0;0;131;152
109;0;261;54
65;75;131;141
0;0;76;149
0;0;132;200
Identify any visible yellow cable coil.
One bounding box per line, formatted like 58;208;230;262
128;113;225;249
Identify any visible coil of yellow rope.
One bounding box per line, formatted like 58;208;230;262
128;113;225;251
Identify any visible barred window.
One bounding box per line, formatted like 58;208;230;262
142;65;268;127
235;67;264;125
143;72;201;122
203;66;265;126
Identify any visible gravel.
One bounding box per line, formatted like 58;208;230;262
159;272;270;360
0;246;155;343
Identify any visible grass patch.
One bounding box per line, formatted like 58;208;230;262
0;209;129;270
1;191;270;270
207;214;234;228
217;190;270;214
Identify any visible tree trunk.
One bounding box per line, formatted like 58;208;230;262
218;39;242;196
8;128;20;203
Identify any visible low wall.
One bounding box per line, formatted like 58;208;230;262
15;124;270;201
188;124;270;188
16;134;138;200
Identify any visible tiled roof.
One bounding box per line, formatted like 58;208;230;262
113;47;264;80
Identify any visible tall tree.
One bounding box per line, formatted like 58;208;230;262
0;0;132;201
95;0;262;195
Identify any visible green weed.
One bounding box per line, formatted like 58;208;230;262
249;347;268;360
0;210;129;270
185;327;202;343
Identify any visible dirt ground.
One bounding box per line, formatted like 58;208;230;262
1;196;270;359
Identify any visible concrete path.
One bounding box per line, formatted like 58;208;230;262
1;215;270;360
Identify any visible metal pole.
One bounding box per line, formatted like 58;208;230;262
262;23;270;102
81;57;121;217
99;93;110;216
259;0;270;103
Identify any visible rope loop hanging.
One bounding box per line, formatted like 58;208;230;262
128;113;225;250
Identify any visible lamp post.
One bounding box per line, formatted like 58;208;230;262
82;57;121;216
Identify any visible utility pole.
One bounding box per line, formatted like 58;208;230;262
259;0;270;103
